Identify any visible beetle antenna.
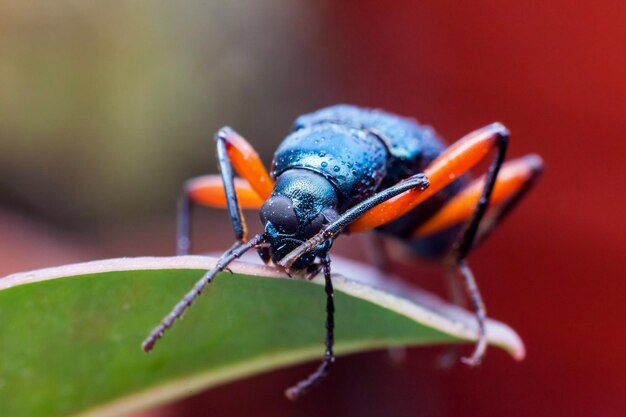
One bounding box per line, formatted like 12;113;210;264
142;234;264;352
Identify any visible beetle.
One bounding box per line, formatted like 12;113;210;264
142;104;543;399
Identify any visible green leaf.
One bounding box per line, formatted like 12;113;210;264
0;256;524;417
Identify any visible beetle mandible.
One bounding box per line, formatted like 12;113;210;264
142;105;543;399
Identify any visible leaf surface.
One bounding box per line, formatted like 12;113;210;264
0;256;524;417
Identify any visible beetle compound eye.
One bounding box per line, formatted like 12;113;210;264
260;196;299;234
303;215;324;238
303;208;338;238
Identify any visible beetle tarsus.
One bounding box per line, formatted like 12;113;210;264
456;260;487;366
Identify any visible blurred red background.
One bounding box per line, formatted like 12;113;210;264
1;1;624;416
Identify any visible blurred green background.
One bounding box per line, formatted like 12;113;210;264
0;0;337;229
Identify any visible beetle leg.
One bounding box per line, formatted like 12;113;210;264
349;123;510;233
177;176;264;255
471;155;543;246
177;127;273;255
412;124;510;366
217;126;274;200
412;155;542;365
186;175;265;210
421;124;508;367
413;154;544;240
447;260;487;366
285;254;335;400
440;155;542;366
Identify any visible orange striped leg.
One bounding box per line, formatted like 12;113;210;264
177;128;274;254
349;123;509;233
217;127;274;200
349;122;510;367
415;154;543;368
413;154;544;240
186;175;265;210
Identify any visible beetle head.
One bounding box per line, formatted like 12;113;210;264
260;169;339;270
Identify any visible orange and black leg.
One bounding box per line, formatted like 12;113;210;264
352;123;511;366
177;175;264;254
177;127;272;255
414;154;543;365
413;154;544;243
279;123;512;365
348;123;510;233
144;127;272;352
474;155;543;245
438;124;509;366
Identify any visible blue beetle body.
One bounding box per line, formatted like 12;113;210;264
145;103;541;398
261;104;466;269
